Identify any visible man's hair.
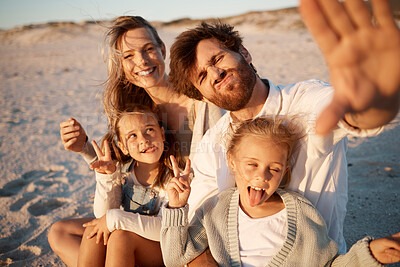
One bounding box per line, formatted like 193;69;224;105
169;22;243;100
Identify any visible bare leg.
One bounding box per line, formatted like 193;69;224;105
48;217;92;267
77;225;106;267
187;248;218;267
105;229;164;267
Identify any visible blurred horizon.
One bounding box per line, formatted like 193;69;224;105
0;0;298;30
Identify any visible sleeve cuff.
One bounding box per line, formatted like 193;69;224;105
162;203;189;227
78;137;98;164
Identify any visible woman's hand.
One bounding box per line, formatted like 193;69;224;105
82;215;111;245
167;155;191;209
370;232;400;264
90;140;116;174
59;118;87;152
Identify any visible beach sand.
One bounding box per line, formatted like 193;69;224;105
0;8;399;266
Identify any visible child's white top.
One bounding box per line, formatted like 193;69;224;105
238;207;287;267
93;161;169;242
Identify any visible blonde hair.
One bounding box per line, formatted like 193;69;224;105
226;116;303;188
101;104;184;189
102;16;164;125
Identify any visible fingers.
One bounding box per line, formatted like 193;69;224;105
103;232;110;246
168;178;186;193
315;97;348;135
183;159;191;176
92;140;104;158
103;140;111;160
300;0;339;54
344;0;373;28
170;155;180;177
371;0;397;28
317;0;355;35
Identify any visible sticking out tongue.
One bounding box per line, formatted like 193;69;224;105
248;187;263;207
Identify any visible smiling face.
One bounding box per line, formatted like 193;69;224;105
229;135;288;215
191;38;256;111
120;27;166;89
117;113;165;165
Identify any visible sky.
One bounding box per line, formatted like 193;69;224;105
0;0;298;30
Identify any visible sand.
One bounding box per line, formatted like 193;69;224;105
0;8;399;266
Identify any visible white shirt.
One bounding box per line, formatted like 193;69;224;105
189;79;382;253
238;207;287;267
94;163;168;242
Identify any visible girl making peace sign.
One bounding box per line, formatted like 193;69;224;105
78;104;190;266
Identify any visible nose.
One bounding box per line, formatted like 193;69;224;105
256;168;272;182
138;133;150;145
134;51;149;66
208;66;226;84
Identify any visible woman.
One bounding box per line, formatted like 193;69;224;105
48;16;223;267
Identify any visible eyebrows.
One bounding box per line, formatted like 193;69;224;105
122;42;157;56
196;51;225;84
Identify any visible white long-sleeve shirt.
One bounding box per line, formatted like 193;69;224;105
189;79;382;254
94;162;168;242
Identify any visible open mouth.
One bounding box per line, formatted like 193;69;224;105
247;186;266;207
137;67;155;77
141;146;157;153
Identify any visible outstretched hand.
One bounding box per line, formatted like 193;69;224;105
370;232;400;264
89;140;116;174
60;118;87;152
82;215;111;246
167;155;191;209
300;0;400;134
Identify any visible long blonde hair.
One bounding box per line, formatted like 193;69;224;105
102;16;164;125
226;116;303;188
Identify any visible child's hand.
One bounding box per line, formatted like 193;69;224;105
59;118;87;152
83;215;111;245
369;232;400;264
90;140;116;174
167;155;191;208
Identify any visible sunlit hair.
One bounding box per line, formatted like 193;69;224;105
101;104;184;189
103;16;164;125
169;22;243;100
226;117;304;189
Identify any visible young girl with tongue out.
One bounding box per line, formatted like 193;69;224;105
161;117;400;267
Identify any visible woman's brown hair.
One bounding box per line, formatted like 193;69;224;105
102;16;164;125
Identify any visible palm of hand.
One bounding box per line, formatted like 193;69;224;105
328;26;400;113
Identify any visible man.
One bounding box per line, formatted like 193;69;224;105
168;0;400;256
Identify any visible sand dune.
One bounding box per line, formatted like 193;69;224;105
0;8;399;266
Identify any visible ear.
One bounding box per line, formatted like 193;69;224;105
239;45;252;64
161;42;167;59
227;153;237;173
118;140;129;156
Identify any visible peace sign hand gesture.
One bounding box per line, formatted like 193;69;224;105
89;140;116;175
167;155;191;209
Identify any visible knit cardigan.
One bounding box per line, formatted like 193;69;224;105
161;189;383;267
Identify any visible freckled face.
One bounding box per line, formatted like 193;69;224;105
229;135;288;213
117;114;165;165
120;27;166;89
192;38;256;111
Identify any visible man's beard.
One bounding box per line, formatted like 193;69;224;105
209;58;256;111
